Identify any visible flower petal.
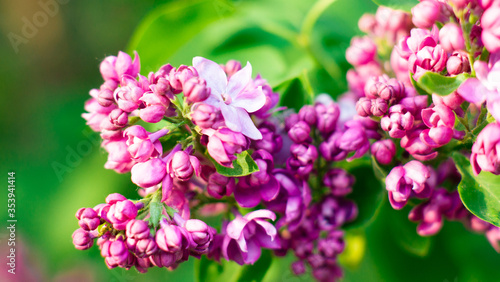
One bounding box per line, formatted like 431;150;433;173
192;56;227;96
457;78;488;104
226;215;249;240
220;103;243;133
231;86;266;113
237;108;263;140
244;209;276;221
226;61;252;99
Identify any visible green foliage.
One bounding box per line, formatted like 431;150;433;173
195;250;272;282
344;158;386;229
213;151;260;177
371;0;418;12
416;72;471;96
453;152;500;227
149;191;163;229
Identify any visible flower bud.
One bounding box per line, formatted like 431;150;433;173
316;102;340;135
356;97;373;117
72;228;94;250
346;36;377;66
77;208;101;231
183;77;210;103
370;98;388;116
371;139;396;165
126;219;151;240
288;121;311;143
207;173;235;199
323;168;354;196
298;105;317;126
170;151;199;181
446;52;470;75
98;89;115;107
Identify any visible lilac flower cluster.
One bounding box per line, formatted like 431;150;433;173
345;2;500;252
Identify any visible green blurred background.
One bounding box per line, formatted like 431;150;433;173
2;0;500;281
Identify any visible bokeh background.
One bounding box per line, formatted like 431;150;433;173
2;0;500;281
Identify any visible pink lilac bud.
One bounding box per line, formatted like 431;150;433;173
109;109;128;128
316;102;340;135
253;121;283;154
156;221;189;253
225;60;242;78
102;238;130;268
447;51;471;75
72;228;94;250
385;160;431;209
207;173;235;199
381;105;414;138
100;51;140;82
131;158;167;188
467;215;491;233
411;0;447;29
288;143;318;176
371;98;388;116
323;168;354;196
114;83;145;113
338;127;370;161
135;256;152;273
439;23;465;53
364;75;388;99
401;129;438;161
82;94;116;132
298;105;317;126
150;77;172;96
375;7;412;39
346;36;377;66
356;97;373;117
471;122;500;175
107;199;138;230
149;251;176;268
288;121;311;143
183;218;215;255
103;138;135;173
420;104;455;147
139;92;171;123
127;237;158;258
319;132;348;161
169;65;198;92
371;139;396;165
98;88;115;107
399;96;429;119
191;103;220;129
206;128;249;167
76;208;100;231
409;45;448;79
124;126;166;162
183;77;211;103
358;13;377;34
398;26;439;59
169;151;200;181
126;219;150;240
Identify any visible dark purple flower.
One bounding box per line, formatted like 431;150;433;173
288;121;311;144
315;102;340;135
371;139;396;165
323;168;354;196
207;173;236;199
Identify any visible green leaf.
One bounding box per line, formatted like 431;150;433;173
195;251;273;282
149;191;163;229
452;152;500;226
344;159;386;229
236;250;273;282
127;0;233;72
213;151;260;177
371;0;418;12
410;73;430;96
416;72;471;96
